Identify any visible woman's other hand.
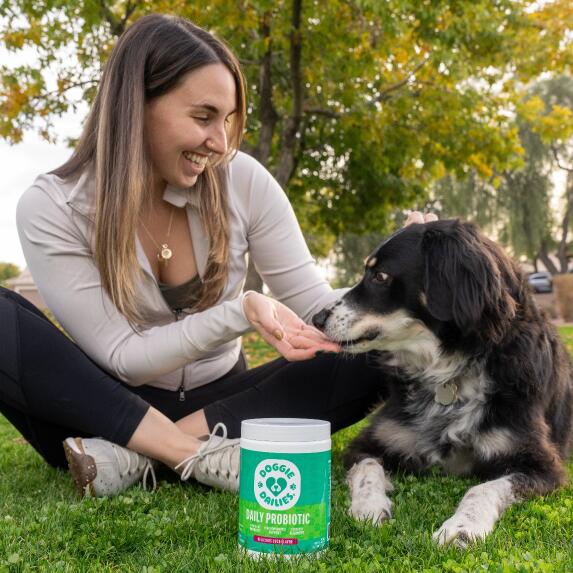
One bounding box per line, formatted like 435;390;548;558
405;211;438;226
243;292;340;361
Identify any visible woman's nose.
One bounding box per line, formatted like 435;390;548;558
206;122;228;155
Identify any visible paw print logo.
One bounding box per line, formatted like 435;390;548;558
290;483;297;491
257;481;263;488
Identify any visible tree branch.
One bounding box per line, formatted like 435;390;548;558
377;57;430;102
551;144;573;172
99;0;140;37
303;107;341;119
50;79;98;98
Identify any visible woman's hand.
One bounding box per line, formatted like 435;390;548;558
243;292;340;361
405;211;438;225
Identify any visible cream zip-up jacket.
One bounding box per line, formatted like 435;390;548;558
16;152;343;392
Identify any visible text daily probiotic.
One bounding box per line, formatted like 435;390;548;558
238;418;331;557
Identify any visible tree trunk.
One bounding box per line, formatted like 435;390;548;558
538;240;559;274
252;11;279;166
557;211;570;273
274;0;303;188
556;171;573;273
247;0;305;292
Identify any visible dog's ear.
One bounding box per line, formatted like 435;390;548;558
422;220;517;343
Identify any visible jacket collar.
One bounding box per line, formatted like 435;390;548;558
66;169;202;221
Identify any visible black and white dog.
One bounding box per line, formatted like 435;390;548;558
313;219;573;547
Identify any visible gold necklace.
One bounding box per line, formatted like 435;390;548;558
140;206;175;265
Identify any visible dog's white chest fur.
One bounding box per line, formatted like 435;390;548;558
400;367;491;473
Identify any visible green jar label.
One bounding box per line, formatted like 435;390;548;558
238;449;331;555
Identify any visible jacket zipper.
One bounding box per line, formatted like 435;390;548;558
173;308;186;401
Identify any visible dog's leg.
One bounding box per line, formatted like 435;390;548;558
433;475;515;548
344;416;422;526
347;457;394;525
433;471;563;548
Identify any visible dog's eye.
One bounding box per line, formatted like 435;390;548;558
373;271;391;284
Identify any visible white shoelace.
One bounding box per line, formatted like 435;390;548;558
112;444;157;491
175;422;239;482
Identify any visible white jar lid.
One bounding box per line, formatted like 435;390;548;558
241;418;330;442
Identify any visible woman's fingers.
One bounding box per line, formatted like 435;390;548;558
299;324;338;343
256;326;339;361
405;210;438;226
256;328;316;361
405;211;425;225
287;333;340;352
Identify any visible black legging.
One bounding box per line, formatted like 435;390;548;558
0;287;389;469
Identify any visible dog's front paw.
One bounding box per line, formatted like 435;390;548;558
346;458;394;526
433;514;491;548
349;491;393;525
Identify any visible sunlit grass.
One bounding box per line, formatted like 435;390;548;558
1;331;572;571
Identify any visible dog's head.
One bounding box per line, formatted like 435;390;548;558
313;219;522;355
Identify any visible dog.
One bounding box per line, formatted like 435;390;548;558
312;219;573;547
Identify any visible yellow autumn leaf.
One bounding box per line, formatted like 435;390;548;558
468;153;493;179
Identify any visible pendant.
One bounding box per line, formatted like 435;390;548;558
434;383;458;406
158;244;173;263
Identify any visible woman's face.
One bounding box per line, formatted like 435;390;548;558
144;63;237;192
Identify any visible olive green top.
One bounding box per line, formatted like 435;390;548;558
158;274;202;311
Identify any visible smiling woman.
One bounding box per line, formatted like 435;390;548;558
1;13;424;510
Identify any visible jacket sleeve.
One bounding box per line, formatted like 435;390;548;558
233;155;348;323
16;184;252;386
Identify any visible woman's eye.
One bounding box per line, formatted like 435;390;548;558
374;271;390;283
194;116;210;124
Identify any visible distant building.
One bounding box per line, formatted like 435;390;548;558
4;268;45;309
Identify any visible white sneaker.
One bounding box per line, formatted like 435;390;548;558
63;437;157;498
175;423;240;492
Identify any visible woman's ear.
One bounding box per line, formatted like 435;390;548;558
422;221;516;343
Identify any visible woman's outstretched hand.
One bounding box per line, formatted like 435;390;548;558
243;292;340;361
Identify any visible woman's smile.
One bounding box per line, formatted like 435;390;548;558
181;151;209;178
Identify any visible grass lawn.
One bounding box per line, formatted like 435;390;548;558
1;331;573;572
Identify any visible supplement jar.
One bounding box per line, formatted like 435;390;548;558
238;418;331;557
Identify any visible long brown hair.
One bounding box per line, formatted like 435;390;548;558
52;14;246;324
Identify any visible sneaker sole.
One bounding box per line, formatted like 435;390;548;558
63;437;97;498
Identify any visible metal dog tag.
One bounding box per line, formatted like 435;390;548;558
434;383;458;406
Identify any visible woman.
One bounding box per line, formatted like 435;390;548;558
3;14;434;497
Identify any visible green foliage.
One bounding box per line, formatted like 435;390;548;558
2;1;572;246
557;325;573;355
502;76;573;263
0;262;20;285
331;233;382;288
432;75;573;266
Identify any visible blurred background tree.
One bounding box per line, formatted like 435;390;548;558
0;262;20;286
1;0;572;287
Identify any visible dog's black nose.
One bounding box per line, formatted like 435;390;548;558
312;308;331;330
